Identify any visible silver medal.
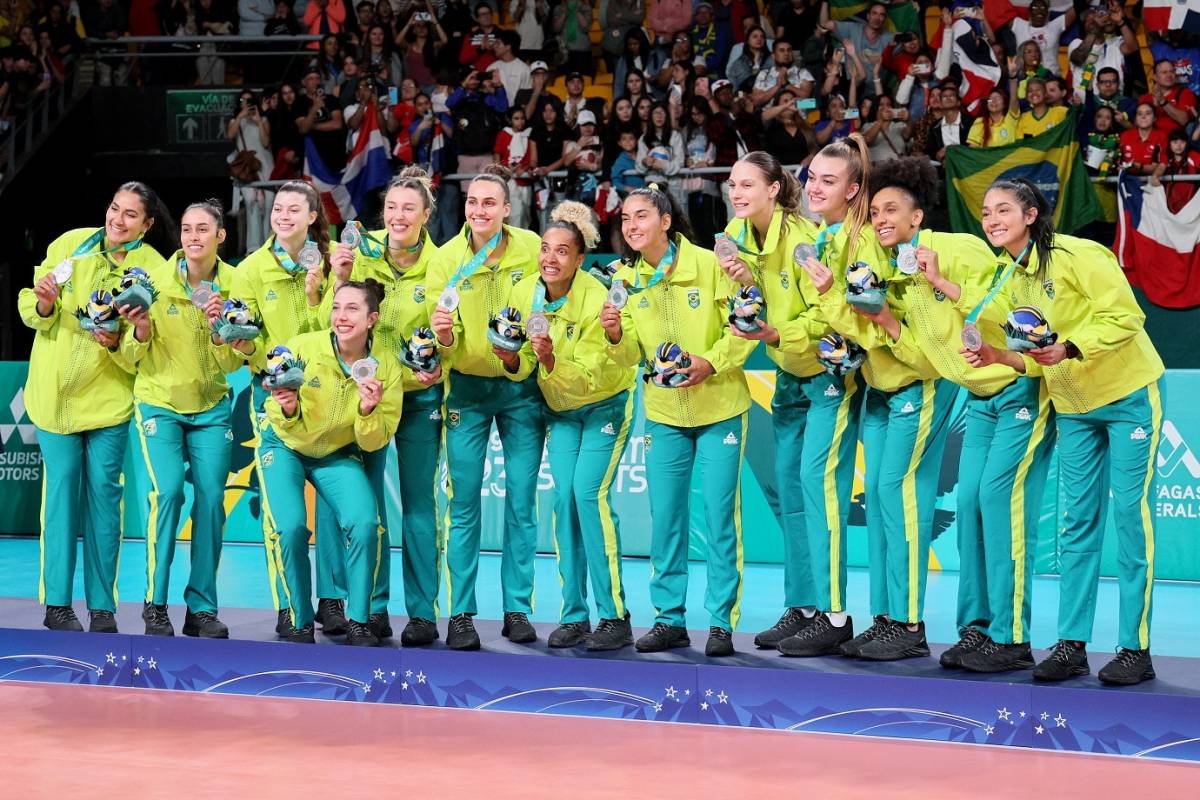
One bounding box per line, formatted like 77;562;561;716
52;259;73;285
714;237;739;262
438;286;460;312
793;242;819;267
351;358;378;383
526;312;550;336
191;285;215;309
961;323;983;352
607;283;629;309
896;244;919;276
298;243;323;270
340;224;362;249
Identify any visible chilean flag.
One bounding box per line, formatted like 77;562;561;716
1116;171;1200;309
303;102;392;225
1144;0;1200;34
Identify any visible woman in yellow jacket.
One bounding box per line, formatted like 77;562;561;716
715;151;859;654
848;159;1050;673
425;164;545;650
599;184;756;657
18;181;173;633
965;178;1165;685
229;180;350;638
122;199;243;638
326;167;444;646
509;201;638;651
261;279;403;645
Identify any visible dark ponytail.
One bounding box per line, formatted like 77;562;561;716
619;182;692;264
337;277;386;315
987;177;1057;276
278;179;332;277
117;180;179;256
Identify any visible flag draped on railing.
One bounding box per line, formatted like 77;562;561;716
1116;172;1200;310
302;103;392;224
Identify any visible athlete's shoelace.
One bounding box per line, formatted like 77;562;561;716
1110;648;1144;669
798;615;833;640
975;637;1007;656
320;599;345;617
957;627;987;650
91;610;115;622
347;621;372;638
861;617;890;640
775;608;805;629
449;615;475;635
871;621;906;645
191;611;217;624
646;622;674;639
1049;640;1078;663
146;605;169;626
594;618;620;635
48;606;76;624
709;627;730;639
561;621;588;632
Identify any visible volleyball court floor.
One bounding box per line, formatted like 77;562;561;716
1;538;1198;795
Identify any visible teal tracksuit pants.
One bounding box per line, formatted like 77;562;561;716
773;369;863;611
133;399;232;614
251;381;346;610
258;426;383;628
36;422;129;611
444;372;546;617
545;390;634;624
1055;380;1164;652
956;376;1056;645
798;371;864;614
366;384;444;621
861;379;958;623
645;412;747;631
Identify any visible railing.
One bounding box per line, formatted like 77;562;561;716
85;34;325;86
0;66;88;192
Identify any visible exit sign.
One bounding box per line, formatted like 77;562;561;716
166;89;241;145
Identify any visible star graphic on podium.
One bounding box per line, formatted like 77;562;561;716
401;682;409;690
985;725;995;735
717;691;728;704
997;708;1011;721
416;671;427;684
1054;714;1067;728
665;686;677;698
96;667;103;677
105;652;116;665
373;668;385;681
700;702;709;711
654;703;663;712
1035;725;1045;735
147;658;157;670
133;667;141;676
1040;712;1049;721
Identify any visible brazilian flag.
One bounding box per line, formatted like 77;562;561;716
829;0;920;33
943;108;1101;239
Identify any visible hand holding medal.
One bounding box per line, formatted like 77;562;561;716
714;235;751;285
796;243;834;294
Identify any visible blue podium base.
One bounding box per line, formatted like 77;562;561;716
2;598;1198;763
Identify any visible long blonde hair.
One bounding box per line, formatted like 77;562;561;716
814;133;871;257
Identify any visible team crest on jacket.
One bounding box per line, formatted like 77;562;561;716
511;270;524;285
224;429;234;441
643;433;652;451
934;289;946;302
687;289;700;309
1042;279;1055;299
780;272;790;289
142;418;157;437
261;451;275;467
447;409;461;428
413;285;426;304
565;323;575;339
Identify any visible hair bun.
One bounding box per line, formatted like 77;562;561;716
204;197;225;214
549;200;600;250
480;162;513;182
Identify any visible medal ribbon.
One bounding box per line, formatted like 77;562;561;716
532;280;570;314
888;230;921;271
965;241;1031;327
629;239;676;294
814;222;843;262
331;331;375;377
448;229;503;289
72;228;144;260
272;235;318;274
178;257;219;295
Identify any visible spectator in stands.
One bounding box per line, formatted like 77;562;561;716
622;68;649;109
388;77;419;161
494;106;534;226
1017;77;1066;138
239;0;276;36
264;0;301;35
1119;102;1167;175
1159;128;1200;212
304;0;348;47
602;0;644;74
486;30;528;115
437;0;472;72
349;1;372;41
635;94;652;127
298;66;348;171
819;39;863;104
612;27;649;98
819;1;893;80
397;4;446;94
610;127;644;195
909;88;942;156
815;92;855;145
706;79;756;217
881;31;921;80
227;88;275;248
1045;75;1070;108
1142;58;1198;135
193;0;234;85
774;0;815;50
1007;0;1074;76
447;66;506;185
728;25;770;94
1015;40;1051;100
928;83;971;160
666;60;695;119
410;90;459;239
458;3;497;72
40;3;82;64
647;0;691;42
690;2;725;74
561;71;589;129
636;101;684;207
529;100;572;227
333;53;362;100
752;39;813;111
268;81;303;177
895;51;937;121
1082;66;1134;131
86;0;130;86
551;0;594;76
1151;30;1200;99
863;92;908;162
1068;0;1137;99
35;29;65;83
566;108;603;204
510;0;548;61
1082;104;1120;174
649;32;692;102
679;97;720;245
762;87;815;167
969;84;1020;147
513;59;560;121
360;22;402;87
374;0;399;43
312;34;344;95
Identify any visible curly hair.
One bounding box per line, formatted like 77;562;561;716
547;200;601;252
868;156;940;211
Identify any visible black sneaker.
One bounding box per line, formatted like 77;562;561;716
586;616;633;651
400;617;440;647
368;612;393;640
501;612;537;644
754;608;813;649
43;605;83;632
705;627;734;657
183;610;229;639
88;610;118;634
446;614;480;651
1098;648;1156;686
345;619;380;647
275;609;290;636
1033;640;1090;682
959;639;1034;673
839;615;890;658
548;621;591;648
778;614;853;657
280;620;316;644
635;622;690;653
940;626;989;669
142;602;174;637
315;598;348;635
858;620;932;661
